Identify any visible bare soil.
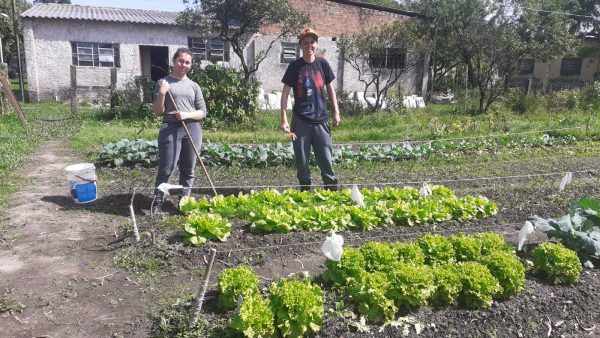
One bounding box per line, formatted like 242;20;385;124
1;139;599;337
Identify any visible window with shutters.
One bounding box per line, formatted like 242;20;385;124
188;37;230;62
560;58;582;76
517;59;535;74
368;48;405;69
281;42;299;63
71;42;120;67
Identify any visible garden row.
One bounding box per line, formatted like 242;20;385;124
184;233;582;338
177;185;498;244
96;134;577;168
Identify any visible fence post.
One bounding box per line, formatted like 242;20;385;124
110;67;117;107
70;65;78;116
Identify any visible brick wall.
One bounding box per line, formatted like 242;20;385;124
262;0;408;36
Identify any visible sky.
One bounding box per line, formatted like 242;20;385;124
68;0;187;12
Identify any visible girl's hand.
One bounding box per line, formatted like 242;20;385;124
158;79;170;95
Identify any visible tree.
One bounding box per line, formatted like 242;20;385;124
406;0;577;114
177;0;309;84
338;20;430;111
0;0;30;72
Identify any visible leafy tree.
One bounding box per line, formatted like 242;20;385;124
0;0;30;73
566;0;599;40
178;0;309;84
406;0;577;114
337;20;430;111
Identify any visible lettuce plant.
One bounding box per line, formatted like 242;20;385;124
390;242;425;264
230;293;275;338
450;233;482;262
431;263;462;305
217;266;260;310
269;279;324;337
532;242;582;285
458;262;501;309
359;242;397;272
323;247;365;285
480;251;525;300
416;234;456;265
346;271;397;323
474;232;514;256
386;263;435;307
180;213;231;245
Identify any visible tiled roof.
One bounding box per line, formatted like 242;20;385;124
21;3;180;26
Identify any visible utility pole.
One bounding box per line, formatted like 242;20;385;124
11;0;25;102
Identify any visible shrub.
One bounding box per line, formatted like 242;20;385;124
481;251;525;300
386;263;435;307
431;263;462;306
450;233;482;262
230;293;275;338
269;279;323;337
544;90;579;112
416;234;456;265
359;242;397;272
217;266;260;311
579;82;600;111
323;247;365;285
505;88;541;114
335;89;365;116
188;64;260;128
390;242;425;264
346;271;397;323
532;242;582;285
458;262;501;309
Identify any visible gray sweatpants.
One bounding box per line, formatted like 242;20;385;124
154;121;202;201
290;117;337;188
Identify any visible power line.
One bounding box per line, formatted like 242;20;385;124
521;7;598;20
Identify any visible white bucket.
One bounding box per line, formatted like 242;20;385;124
65;163;97;204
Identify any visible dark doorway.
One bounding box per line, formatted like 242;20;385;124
140;46;169;82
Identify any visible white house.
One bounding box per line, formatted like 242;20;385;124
21;1;428;104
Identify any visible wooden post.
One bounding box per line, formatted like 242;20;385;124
0;76;26;124
189;248;217;326
71;65;78;116
110;67;117;107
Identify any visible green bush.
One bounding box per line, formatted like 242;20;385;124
544;90;579;112
217;266;260;310
481;251;525;300
346;271;397;323
450;233;482;262
458;262;501;309
335;89;365;116
230;293;275;338
386;263;435;307
269;279;324;337
359;242;397;272
579;82;600;111
505;88;540;114
431;263;462;306
323;247;365;285
188;64;260;128
416;234;456;265
390;242;425;264
532;242;582;285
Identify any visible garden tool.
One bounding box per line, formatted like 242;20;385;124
166;90;218;196
284;126;297;140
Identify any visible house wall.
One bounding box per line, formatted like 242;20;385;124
23;18;243;102
257;0;422;96
513;39;600;92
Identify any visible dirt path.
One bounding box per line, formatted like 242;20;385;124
0;140;147;338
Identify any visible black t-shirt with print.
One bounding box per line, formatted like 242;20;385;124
282;57;335;124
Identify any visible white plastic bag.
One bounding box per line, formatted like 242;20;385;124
419;182;432;197
559;172;572;192
351;184;365;207
321;232;344;261
517;221;534;251
157;183;183;196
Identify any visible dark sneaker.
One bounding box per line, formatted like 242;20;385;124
152;203;163;215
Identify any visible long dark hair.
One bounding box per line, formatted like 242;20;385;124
173;48;194;62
